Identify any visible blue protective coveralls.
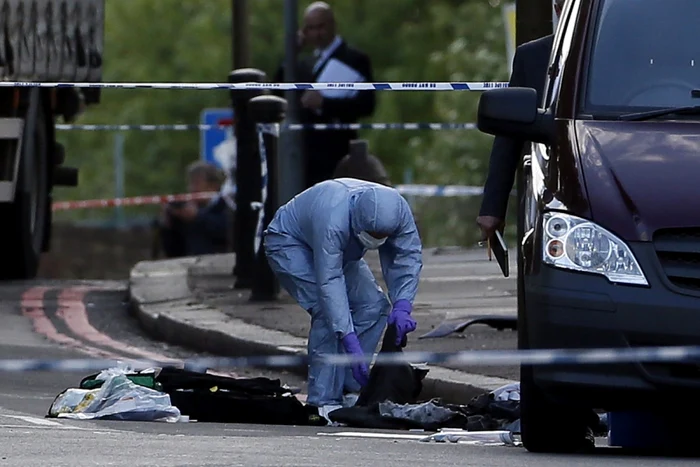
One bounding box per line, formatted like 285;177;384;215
263;178;423;407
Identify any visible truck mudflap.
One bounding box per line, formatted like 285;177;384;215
0;118;24;203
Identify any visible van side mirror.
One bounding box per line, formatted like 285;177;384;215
477;87;554;145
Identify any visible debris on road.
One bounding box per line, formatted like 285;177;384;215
418;315;517;339
420;428;520;446
329;325;521;432
48;366;181;422
330;382;521;432
47;365;325;426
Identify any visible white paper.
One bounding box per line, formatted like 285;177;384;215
316;58;365;99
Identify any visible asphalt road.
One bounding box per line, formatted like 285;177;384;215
0;279;698;466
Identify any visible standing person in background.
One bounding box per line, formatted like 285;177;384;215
274;1;377;189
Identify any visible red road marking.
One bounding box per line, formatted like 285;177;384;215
56;286;180;364
22;285;240;378
21;286;299;400
20;286;120;361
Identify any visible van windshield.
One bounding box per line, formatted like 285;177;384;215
584;0;700;114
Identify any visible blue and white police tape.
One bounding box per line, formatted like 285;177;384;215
0;345;699;373
284;122;478;131
55;122;478;132
252;123;278;254
1;81;509;91
394;184;484;197
253;184;492;201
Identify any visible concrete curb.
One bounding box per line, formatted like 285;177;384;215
127;256;517;404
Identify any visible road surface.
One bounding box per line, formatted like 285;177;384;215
0;280;697;466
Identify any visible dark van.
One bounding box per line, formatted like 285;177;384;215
477;0;700;453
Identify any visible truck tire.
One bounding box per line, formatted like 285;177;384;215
0;90;49;280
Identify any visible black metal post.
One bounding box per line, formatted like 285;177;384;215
515;0;553;46
232;0;250;69
249;95;287;301
332;139;391;186
229;68;266;288
280;0;305;206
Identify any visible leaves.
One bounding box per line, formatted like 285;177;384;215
54;0;515;246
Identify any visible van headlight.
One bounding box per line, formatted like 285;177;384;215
542;212;648;286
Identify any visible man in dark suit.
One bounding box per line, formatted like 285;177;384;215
476;0;564;239
274;2;376;189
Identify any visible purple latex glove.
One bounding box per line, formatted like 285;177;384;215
388;299;417;347
341;332;370;387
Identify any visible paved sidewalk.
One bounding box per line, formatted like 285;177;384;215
128;247;520;405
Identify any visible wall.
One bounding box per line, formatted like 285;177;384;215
37;223;158;280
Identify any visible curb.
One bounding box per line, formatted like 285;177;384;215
127;256;518;405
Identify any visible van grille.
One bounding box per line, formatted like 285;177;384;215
653;229;700;292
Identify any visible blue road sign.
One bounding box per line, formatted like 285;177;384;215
199;108;235;169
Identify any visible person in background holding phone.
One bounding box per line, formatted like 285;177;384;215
158;161;231;258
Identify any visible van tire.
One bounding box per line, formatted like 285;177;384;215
519;364;595;453
0;90;49;280
518;274;594;453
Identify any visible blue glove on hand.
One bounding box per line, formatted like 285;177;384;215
388;299;417;347
341;332;370;387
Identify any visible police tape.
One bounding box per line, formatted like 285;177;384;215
55;124;231;131
55;122;478;131
0;345;698;373
396;185;485;197
51;192;219;211
2;81;509;91
254;123;272;255
50;185;486;211
283;122;478;131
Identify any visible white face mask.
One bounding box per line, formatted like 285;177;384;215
357;231;387;250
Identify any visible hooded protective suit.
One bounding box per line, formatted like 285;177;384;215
263;178;423;407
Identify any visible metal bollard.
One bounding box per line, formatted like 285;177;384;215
229;68;267;288
249;95;288;301
332;139;392;186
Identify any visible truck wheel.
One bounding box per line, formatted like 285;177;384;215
0;90;49;280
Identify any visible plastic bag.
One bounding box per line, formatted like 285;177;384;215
49;388;100;417
52;366;181;422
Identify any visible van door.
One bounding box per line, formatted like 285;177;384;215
522;0;582;269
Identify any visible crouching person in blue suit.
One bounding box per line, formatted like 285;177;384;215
263;178;423;417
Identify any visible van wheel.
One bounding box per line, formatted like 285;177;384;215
520;364;596;453
0;90;49;280
518;288;595;453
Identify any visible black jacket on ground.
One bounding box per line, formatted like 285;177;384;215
274;39;376;189
479;34;554;219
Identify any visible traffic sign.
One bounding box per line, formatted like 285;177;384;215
199;108;235;169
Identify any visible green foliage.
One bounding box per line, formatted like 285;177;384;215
54;0;514;247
